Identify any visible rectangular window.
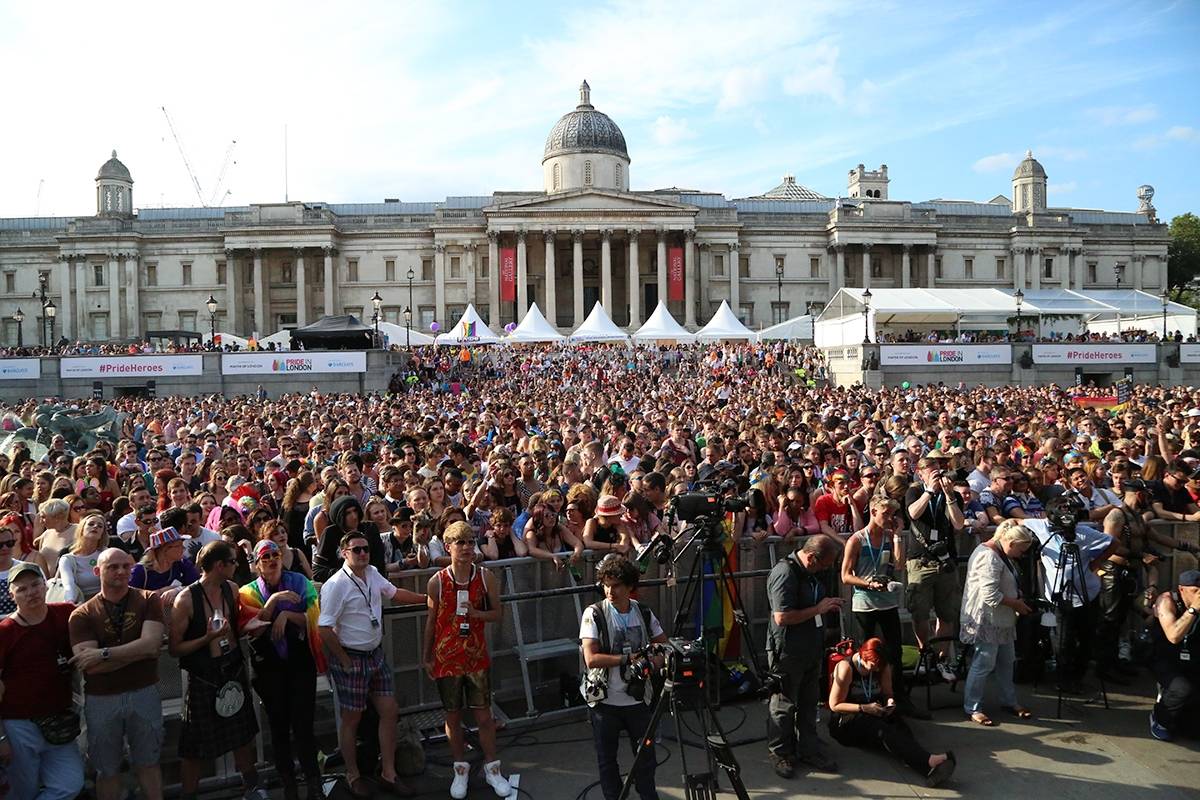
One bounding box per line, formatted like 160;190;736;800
348;259;359;283
38;271;50;290
935;257;943;279
1087;261;1098;284
2;320;15;345
181;262;192;286
480;256;489;278
178;311;197;332
278;313;297;329
450;256;461;279
92;313;108;340
217;262;227;285
809;257;820;279
964;257;973;279
94;264;105;286
145;263;157;287
1044;258;1054;279
3;273;13;294
995;257;1006;279
419;306;435;329
142;312;162;331
738;302;754;325
383;306;401;324
774;255;785;276
713;254;725;277
1115;262;1126;284
244;264;254;285
739;256;750;278
771;302;790;324
871;257;882;278
279;262;293;284
421;258;433;281
447;304;465;321
385;259;395;282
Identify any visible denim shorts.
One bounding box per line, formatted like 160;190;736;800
84;684;164;775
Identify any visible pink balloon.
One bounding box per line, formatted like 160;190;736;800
430;322;440;333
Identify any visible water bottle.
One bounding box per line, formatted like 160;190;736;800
211;608;231;655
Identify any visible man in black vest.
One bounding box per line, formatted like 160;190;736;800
1149;570;1200;741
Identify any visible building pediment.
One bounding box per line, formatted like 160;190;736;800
488;188;697;214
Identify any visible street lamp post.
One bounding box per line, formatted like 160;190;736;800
371;291;383;347
406;267;415;326
1161;289;1169;341
205;295;218;346
44;300;56;347
403;305;412;351
1014;288;1024;341
33;273;49;347
13;308;24;349
861;287;872;344
775;261;784;324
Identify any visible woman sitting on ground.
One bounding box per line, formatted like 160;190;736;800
828;638;957;787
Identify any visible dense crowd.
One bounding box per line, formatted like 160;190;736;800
0;340;1196;799
877;327;1191;344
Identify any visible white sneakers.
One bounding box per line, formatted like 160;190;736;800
936;661;958;683
484;760;512;797
450;762;470;799
450;759;512;798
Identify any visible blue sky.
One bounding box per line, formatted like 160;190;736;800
1;0;1197;220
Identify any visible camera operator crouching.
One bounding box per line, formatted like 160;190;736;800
579;554;667;800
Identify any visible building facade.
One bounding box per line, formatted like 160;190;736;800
0;82;1171;346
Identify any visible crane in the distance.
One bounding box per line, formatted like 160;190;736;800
160;106;236;207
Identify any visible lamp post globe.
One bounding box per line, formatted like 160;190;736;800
371;292;383;347
1014;288;1024;341
13;308;24;349
44;299;56;346
403;305;412;351
1161;290;1169;341
205;295;219;343
861;287;872;344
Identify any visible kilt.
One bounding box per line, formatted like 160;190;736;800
179;652;259;760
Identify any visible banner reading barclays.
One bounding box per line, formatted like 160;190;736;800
221;352;367;375
879;345;1012;366
0;358;41;380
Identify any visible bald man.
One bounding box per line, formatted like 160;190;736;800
69;547;166;800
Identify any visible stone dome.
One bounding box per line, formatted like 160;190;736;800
542;81;629;163
96;150;132;183
1012;149;1046;180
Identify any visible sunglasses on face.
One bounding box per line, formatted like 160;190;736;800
345;545;370;555
257;553;281;562
0;540;15;549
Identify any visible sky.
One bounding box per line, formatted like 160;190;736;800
1;0;1197;221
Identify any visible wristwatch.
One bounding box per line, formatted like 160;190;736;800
101;647;111;661
1187;607;1198;618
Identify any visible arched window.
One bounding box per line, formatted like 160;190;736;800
584;160;593;186
553;163;561;191
615;163;623;189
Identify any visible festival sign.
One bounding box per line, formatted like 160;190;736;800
499;246;516;302
0;358;41;380
1031;344;1156;364
221;352;367;375
60;355;203;378
878;345;1012;366
1179;344;1200;363
667;246;684;301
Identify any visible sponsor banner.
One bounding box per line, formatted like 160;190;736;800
1180;344;1200;363
667;246;684;301
0;358;40;380
1031;344;1156;364
499;246;516;302
879;345;1012;366
60;355;203;379
221;352;367;375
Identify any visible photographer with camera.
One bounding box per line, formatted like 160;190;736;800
766;535;843;778
579;554;667;800
905;458;965;687
1148;570;1200;741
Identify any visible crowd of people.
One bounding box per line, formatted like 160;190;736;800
0;339;1196;798
877;327;1191;344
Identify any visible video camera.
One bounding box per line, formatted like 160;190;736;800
1045;494;1085;543
672;489;747;522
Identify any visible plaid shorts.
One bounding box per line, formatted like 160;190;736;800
328;645;394;712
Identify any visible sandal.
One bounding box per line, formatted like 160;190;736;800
968;711;995;726
1003;705;1034;719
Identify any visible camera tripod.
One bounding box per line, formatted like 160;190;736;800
618;518;761;800
1039;533;1109;721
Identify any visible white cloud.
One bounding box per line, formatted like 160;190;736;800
1048;181;1077;195
718;67;769;111
1166;125;1200;142
972;153;1016;173
651;116;697;147
1133;125;1200;150
1087;104;1158;126
781;41;845;105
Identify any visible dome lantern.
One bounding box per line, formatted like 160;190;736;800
95;149;133;218
542;81;630;193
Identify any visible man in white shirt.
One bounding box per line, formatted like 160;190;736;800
318;533;424;798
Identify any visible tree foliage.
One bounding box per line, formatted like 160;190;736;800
1168;212;1200;299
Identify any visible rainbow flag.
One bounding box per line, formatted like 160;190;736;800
696;515;741;659
462;320;477;338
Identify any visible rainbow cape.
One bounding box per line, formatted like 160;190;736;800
695;514;741;659
239;569;327;673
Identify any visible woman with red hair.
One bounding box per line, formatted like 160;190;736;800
828;638;957;787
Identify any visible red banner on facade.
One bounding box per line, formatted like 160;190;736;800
500;247;516;302
667;246;684;301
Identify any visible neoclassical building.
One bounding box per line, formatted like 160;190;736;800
0;81;1171;345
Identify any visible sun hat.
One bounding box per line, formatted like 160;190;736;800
594;494;626;518
148;526;185;550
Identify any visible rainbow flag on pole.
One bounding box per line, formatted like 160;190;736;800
462;320;477;338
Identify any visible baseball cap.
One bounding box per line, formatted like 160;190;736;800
7;562;44;587
1179;569;1200;588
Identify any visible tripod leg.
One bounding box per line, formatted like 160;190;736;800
698;694;752;800
617;687;672;800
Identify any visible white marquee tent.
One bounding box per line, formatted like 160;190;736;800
757;314;814;342
695;300;756;340
569;302;630;342
633;302;695;343
378;321;437;347
205;331;250;348
257;329;293;350
436;304;503;345
507;303;566;343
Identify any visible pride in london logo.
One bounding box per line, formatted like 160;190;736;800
926;349;964;363
271;358;313;372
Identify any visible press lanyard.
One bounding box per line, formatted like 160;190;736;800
343;567;379;627
856;655;876;701
861;530;885;576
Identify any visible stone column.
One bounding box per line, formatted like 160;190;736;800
573;230;585;326
1132;254;1145;290
108;253;122;339
487;232;500;325
833;245;845;293
465;244;477;309
698;241;710;323
1011;247;1023;290
516;230;528;320
75;259;88;338
901;245;911;288
927;247;938;288
729;242;740;311
253;249;265;336
295;248;307;326
1144;253;1159;290
601;229;613;313
1074;247;1086;290
124;253;139;338
627;230;641;327
434;244;447;324
656;230;668;302
861;242;872;289
225;250;240;334
1031;247;1041;290
543;231;557;326
684;230;697;328
323;247;335;316
57;257;73;340
1061;247;1071;290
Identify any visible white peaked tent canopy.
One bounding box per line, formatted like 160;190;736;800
633;302;695;342
435;304;503;345
508;303;566;342
257;330;293;349
757;314;814;342
205;331;250;348
377;321;437;347
569;302;630;342
696;300;756;340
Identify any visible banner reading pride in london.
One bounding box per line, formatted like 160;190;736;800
499;247;516;302
221;352;367;375
667;246;684;301
878;345;1012;365
60;355;203;378
1031;344;1156;364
